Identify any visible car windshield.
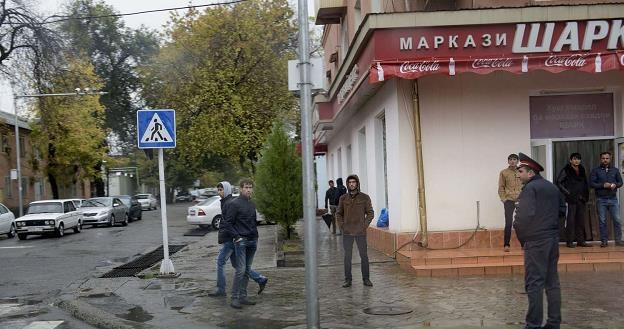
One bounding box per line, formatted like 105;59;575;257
198;196;220;206
83;198;112;207
135;194;149;199
28;202;63;214
117;197;131;206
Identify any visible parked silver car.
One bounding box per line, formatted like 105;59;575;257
80;197;129;227
135;193;158;210
0;202;16;238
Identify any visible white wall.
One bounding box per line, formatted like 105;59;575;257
315;155;327;208
419;70;624;231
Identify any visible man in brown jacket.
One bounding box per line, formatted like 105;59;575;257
498;153;523;252
336;174;374;288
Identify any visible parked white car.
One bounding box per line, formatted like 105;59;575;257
186;195;264;230
15;199;82;240
0;202;16;238
80;197;129;227
135;193;158;210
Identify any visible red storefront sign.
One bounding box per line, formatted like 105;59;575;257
369;19;624;83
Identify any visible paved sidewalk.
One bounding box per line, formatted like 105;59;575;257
59;220;624;329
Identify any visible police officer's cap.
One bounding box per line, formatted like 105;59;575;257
517;152;544;172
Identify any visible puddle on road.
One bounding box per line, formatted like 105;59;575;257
116;306;154;323
218;318;299;329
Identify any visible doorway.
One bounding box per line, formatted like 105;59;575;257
553;139;613;242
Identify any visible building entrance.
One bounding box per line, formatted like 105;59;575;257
553;139;614;242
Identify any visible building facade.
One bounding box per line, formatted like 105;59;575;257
313;0;624;253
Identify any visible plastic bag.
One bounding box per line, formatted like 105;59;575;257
376;208;389;227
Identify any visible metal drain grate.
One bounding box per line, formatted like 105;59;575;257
100;244;186;278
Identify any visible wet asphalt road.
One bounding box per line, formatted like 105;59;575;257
0;202;203;328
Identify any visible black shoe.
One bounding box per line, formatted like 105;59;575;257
577;242;592;247
230;300;242;309
566;242;575;248
208;290;226;297
239;298;256;305
363;279;373;287
342;280;352;288
600;241;608;248
258;278;268;295
616;240;624;247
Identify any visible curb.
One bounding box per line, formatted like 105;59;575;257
56;298;154;329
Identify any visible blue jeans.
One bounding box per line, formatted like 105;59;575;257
596;198;623;242
231;238;258;300
216;241;265;294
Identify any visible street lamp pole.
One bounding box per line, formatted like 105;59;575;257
11;86;107;216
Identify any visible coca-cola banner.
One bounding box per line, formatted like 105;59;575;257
529;93;614;139
369;19;624;83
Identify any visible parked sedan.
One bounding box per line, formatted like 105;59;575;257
15;199;82;239
135;193;158;210
0;202;16;238
186;195;264;230
80;197;129;227
113;195;142;221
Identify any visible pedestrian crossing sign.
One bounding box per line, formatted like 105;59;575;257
137;110;176;149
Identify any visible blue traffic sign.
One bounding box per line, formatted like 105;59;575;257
137;110;176;149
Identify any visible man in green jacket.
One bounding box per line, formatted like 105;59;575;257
336;174;374;288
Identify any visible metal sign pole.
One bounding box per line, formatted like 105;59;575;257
297;0;320;327
158;148;174;275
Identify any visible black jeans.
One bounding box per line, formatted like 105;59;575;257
523;237;561;329
503;200;515;247
566;202;586;244
343;235;369;281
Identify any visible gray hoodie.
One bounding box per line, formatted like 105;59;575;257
218;181;234;244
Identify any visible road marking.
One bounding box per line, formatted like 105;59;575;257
0;303;21;316
0;246;33;249
22;321;64;329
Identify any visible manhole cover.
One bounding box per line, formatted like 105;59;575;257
363;306;413;315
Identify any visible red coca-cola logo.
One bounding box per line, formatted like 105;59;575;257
399;60;440;73
472;58;514;69
544;54;587;67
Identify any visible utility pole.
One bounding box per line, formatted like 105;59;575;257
297;0;320;327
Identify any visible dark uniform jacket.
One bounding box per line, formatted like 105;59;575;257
556;164;589;204
590;165;623;199
221;194;258;241
217;194;234;244
514;174;564;243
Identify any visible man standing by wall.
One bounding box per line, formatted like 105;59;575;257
222;178;260;309
589;152;624;247
556;153;591;248
324;180;339;234
334;178;347;235
498;153;523;252
208;181;268;297
336;174;374;288
514;152;563;329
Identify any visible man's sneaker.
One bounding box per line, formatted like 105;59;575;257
566;242;575;248
615;240;624;247
208;289;226;297
258;278;268;295
239;298;256;305
363;279;373;287
342;280;352;288
600;241;608;248
230;299;242;309
503;246;510;252
577;242;592;247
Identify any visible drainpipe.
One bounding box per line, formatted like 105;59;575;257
412;80;428;247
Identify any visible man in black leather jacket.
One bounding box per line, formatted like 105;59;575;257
555;153;591;248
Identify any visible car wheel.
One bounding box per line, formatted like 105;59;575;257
7;224;16;238
17;233;27;240
73;221;82;233
212;215;222;230
109;215;115;227
122;214;129;226
56;223;65;237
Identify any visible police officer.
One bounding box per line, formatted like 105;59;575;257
513;153;564;329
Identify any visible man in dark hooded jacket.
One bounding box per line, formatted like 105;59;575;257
333;178;347;235
335;174;374;288
555;153;591;248
208;181;268;298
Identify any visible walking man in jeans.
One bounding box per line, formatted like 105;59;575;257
221;178;260;309
336;174;374;288
589;152;624;247
208;181;267;297
498;153;523;252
